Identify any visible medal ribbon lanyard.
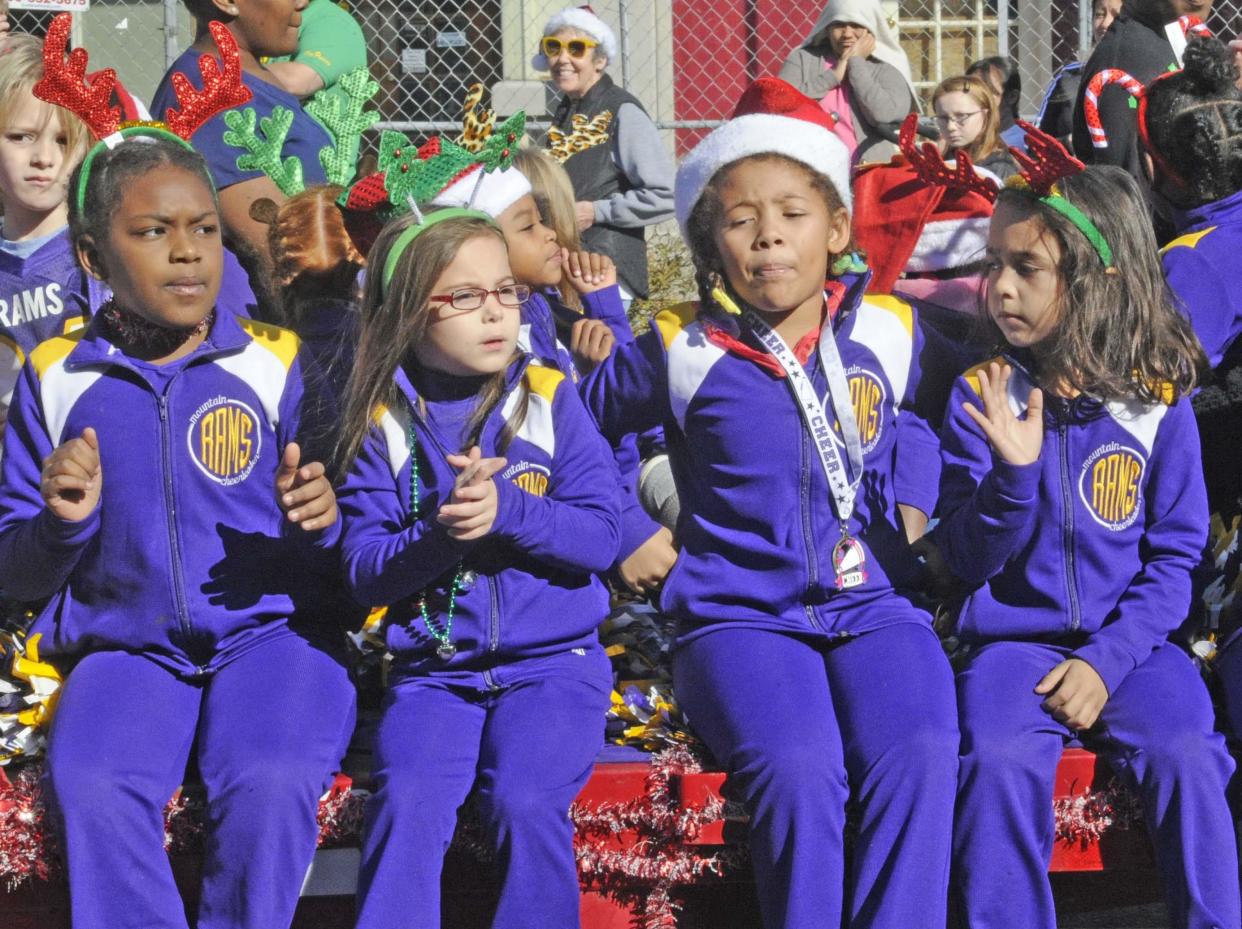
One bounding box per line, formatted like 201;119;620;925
741;308;865;529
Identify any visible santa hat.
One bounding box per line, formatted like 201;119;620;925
531;5;619;71
852;158;998;293
430;163;531;219
674;77;853;239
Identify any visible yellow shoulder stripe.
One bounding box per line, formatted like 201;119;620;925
963;356;1006;397
31;330;86;380
63;315;85;335
239;318;301;372
863;294;914;337
524;364;565;402
653;301;701;350
1160;226;1216;255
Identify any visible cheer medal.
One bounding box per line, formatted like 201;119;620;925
833;535;868;590
436;642;458;661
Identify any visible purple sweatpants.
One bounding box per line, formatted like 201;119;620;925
673;621;960;929
954;640;1239;929
44;632;357;929
355;647;612;929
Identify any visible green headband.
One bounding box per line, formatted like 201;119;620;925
75;126;207;214
382;208;496;294
1005;176;1114;269
1037;192;1114;268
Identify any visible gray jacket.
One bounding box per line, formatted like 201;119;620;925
778;45;917;164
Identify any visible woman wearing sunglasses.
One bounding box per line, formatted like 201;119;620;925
532;5;674;310
779;0;918;165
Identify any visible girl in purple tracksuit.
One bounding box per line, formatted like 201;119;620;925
584;77;959;929
334;210;621;929
0;136;355;928
935;158;1238;928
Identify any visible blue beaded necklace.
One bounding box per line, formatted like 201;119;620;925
407;419;464;661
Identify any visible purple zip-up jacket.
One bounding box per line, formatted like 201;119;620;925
336;356;621;683
0;311;338;675
935;357;1207;695
523;285;660;564
1163;187;1242;371
582;273;951;641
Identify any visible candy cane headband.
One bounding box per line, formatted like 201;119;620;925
33;13;252;212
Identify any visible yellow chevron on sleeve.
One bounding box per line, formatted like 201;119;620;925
524;364;565;402
863;294;914;337
30;330;86;380
63;315;85;335
239;318;301;372
963;356;1007;397
1160;226;1216;255
653;301;701;350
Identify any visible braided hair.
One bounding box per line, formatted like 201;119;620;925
1143;36;1242;208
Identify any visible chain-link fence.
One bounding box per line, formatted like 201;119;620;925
10;1;1242;154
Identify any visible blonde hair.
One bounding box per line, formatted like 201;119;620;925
933;74;1004;163
513;147;582;311
0;33;90;167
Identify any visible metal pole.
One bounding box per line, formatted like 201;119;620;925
998;0;1010;59
1078;0;1092;60
618;0;631;90
164;0;180;70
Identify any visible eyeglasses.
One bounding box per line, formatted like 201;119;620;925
429;284;531;311
541;36;599;59
935;111;983;127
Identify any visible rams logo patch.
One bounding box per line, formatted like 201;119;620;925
1078;442;1144;531
188;396;261;486
846;367;886;454
503;461;550;497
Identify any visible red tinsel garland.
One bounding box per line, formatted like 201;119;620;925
0;749;1147;926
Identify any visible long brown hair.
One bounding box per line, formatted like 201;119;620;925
984;166;1206;402
513;147;583;311
933;74;1004;163
335;212;526;474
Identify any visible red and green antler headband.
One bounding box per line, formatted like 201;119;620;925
1004;121;1115;268
33;12;253;211
336;108;526;275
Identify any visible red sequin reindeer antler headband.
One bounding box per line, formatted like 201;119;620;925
1003;120;1114;267
33;12;252;211
897;113;1000;202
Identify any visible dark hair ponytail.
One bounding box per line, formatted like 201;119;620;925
1143;36;1242;208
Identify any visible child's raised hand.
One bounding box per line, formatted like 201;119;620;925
561;248;617;294
1034;658;1108;731
41;427;101;522
275;443;338;531
570;318;616;373
439;446;508;541
962;362;1044;466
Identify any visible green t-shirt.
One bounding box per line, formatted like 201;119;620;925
269;0;368;92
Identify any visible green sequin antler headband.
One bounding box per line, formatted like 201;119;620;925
1005;120;1114;268
222;66;381;195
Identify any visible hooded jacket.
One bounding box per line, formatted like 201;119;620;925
0;311;338;676
935;357;1206;695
